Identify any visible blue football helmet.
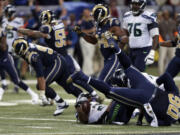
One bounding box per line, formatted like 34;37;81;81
92;4;110;24
39;10;56;25
12;38;29;56
130;0;146;16
4;4;16;19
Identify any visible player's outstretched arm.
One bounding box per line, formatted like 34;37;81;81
6;25;49;39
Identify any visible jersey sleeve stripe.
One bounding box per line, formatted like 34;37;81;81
148;22;158;31
141;14;155;22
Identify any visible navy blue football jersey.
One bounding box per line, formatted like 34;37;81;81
40;21;68;56
96;17;121;59
24;43;58;77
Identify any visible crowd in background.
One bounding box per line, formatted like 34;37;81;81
0;0;180;79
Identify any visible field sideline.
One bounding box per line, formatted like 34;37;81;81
1;75;180;135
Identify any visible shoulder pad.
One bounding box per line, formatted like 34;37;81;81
110;18;121;27
123;11;132;18
40;25;52;34
141;12;157;23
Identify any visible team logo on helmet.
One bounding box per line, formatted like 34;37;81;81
130;0;146;16
39;10;56;25
4;4;16;19
12;38;29;56
92;4;110;23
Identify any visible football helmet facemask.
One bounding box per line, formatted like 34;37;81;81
92;4;110;24
39;10;56;25
4;4;16;19
12;38;29;56
130;0;146;16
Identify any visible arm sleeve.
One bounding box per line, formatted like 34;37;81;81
40;25;52;34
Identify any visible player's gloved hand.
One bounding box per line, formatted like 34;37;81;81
103;31;112;39
73;25;81;35
145;50;155;65
6;25;17;31
39;90;49;106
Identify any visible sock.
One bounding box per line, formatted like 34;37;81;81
2;79;7;86
26;88;36;97
55;95;64;103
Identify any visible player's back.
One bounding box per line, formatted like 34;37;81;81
25;43;58;66
41;21;67;56
148;88;180;126
123;10;157;48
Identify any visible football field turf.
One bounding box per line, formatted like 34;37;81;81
1;68;180;135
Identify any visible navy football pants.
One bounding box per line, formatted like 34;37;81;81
0;54;28;90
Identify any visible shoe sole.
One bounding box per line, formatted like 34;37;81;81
53;104;69;116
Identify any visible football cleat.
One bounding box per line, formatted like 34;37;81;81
0;88;4;101
53;102;69;116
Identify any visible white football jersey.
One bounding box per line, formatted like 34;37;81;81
122;10;158;48
2;17;24;53
88;102;107;124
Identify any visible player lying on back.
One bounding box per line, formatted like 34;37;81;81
12;37;86;116
68;37;180;127
75;93;133;125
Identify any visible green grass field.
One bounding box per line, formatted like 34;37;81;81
1;67;180;135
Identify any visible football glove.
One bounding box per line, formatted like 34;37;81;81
73;25;81;35
6;25;17;31
145;50;155;65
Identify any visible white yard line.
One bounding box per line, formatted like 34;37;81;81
0;116;76;122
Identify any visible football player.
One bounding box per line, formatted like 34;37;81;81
7;10;98;98
0;29;38;103
68;39;180;127
12;37;85;116
74;4;128;84
122;0;159;72
2;4;24;92
75;94;133;125
157;15;180;79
